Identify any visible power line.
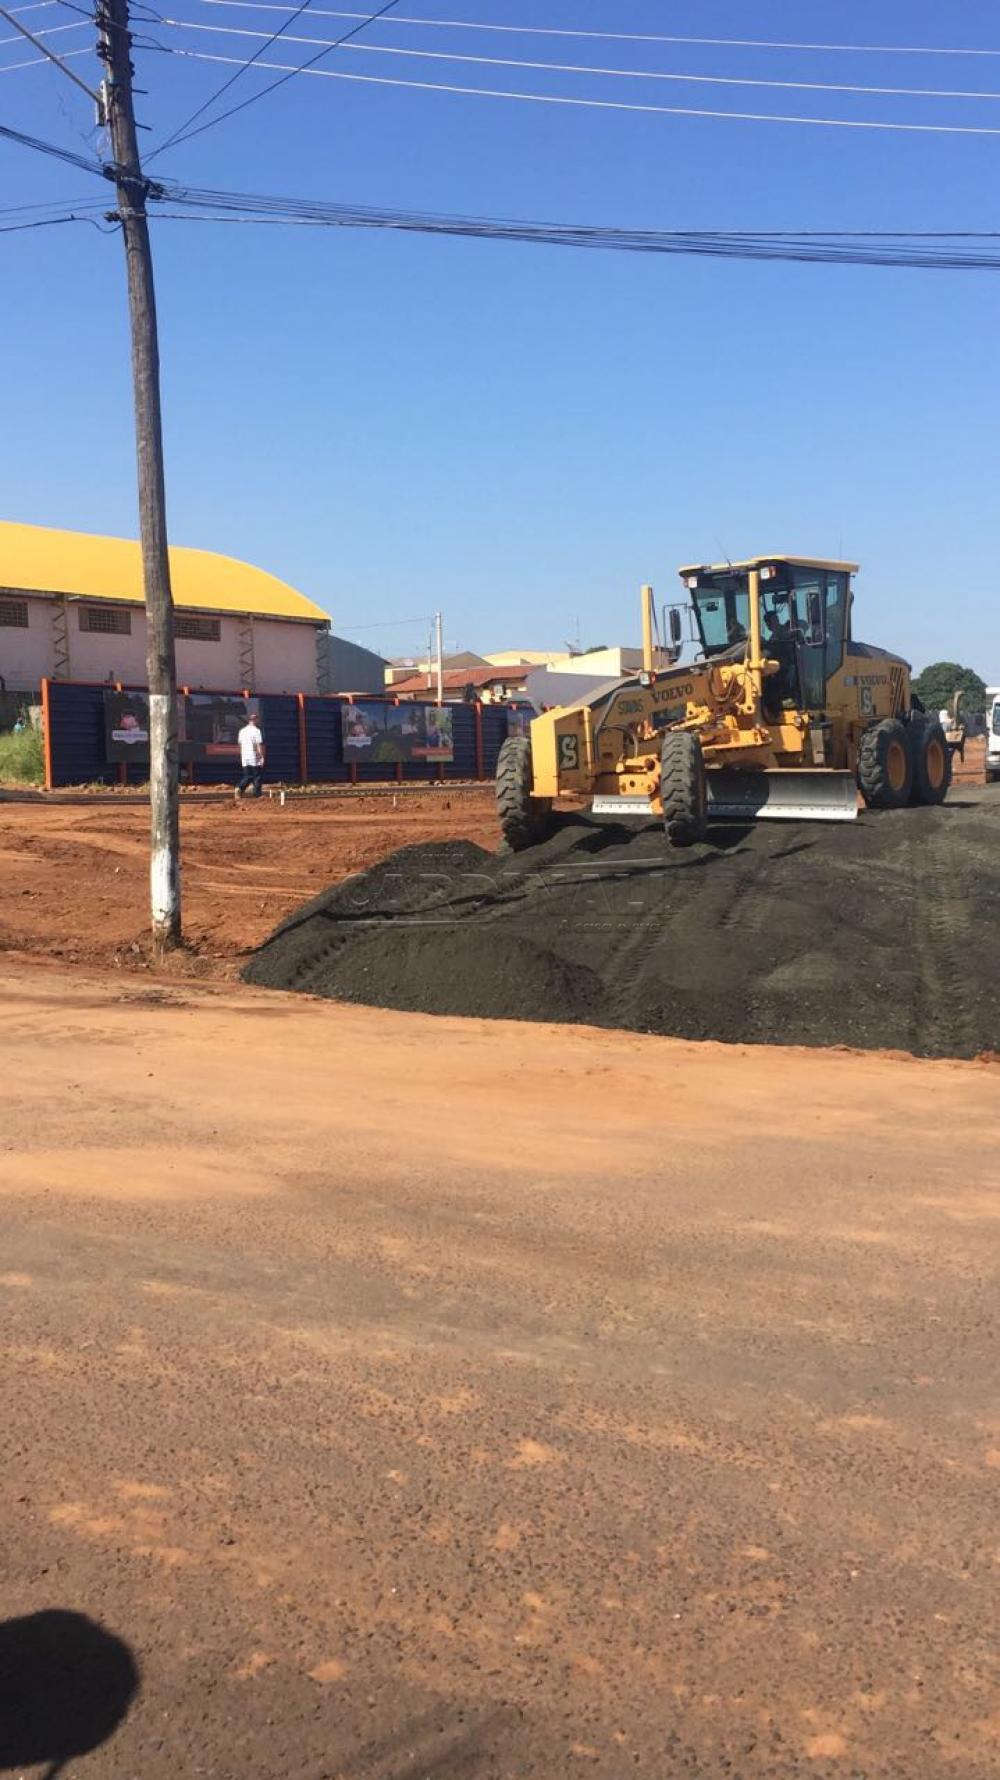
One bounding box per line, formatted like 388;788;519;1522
5;126;1000;273
0;17;87;42
150;214;1000;269
330;616;434;629
0;42;93;64
0;0;101;98
177;4;1000;62
147;0;402;160
0;188;102;210
0;208;109;229
0;116;102;167
148;46;1000;136
151;0;329;157
132;181;1000;269
154;19;1000;103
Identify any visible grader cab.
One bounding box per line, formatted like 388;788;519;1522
496;554;951;850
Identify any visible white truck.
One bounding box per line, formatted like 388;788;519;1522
988;686;1000;778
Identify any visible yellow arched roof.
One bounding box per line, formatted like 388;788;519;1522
0;520;328;623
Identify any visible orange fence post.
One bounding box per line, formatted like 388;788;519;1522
297;693;309;783
40;677;53;790
474;701;484;779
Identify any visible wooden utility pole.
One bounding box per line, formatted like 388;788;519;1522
97;0;181;955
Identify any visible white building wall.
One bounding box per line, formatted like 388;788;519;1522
69;603;150;684
0;594;324;693
0;594;53;689
251;618;320;693
175;616;243;691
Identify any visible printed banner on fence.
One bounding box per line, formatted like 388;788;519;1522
341;701;454;764
104;690;251;764
504;706;535;740
104;690;152;761
181;693;249;760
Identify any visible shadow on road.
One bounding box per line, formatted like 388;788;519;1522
362;1706;512;1780
0;1609;139;1779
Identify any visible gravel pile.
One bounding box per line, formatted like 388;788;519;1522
245;789;1000;1058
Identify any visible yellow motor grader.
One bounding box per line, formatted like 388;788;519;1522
496;554;951;849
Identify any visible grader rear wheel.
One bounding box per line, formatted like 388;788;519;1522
495;735;553;851
910;719;952;806
661;731;707;848
858;718;913;810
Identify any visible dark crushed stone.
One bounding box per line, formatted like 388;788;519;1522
244;788;1000;1058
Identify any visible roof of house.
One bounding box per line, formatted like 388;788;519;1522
391;663;529;695
0;520;328;623
388;651;489;670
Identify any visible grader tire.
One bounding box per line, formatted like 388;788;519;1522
661;731;707;848
496;736;552;852
857;717;913;810
909;719;952;806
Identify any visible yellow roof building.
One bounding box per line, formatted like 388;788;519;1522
0;519;327;624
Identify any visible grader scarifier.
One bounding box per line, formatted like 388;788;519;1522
496;555;951;849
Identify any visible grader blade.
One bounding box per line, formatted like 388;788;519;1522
706;769;859;824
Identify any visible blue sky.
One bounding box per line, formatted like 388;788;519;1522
3;0;999;676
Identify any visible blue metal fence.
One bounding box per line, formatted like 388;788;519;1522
42;679;523;789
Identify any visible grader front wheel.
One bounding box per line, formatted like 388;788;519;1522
661;731;708;847
495;736;553;851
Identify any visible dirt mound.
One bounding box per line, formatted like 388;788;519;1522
244;787;1000;1058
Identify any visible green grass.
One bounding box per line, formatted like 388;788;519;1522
0;727;45;785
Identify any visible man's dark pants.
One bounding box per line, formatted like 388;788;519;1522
236;766;263;798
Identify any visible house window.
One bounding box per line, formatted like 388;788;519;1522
79;605;132;635
0;597;28;627
175;615;221;642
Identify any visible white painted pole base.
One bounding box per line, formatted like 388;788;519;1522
148;690;181;952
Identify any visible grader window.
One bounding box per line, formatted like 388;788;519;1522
822;575;849;677
761;588;794;643
790;579;824;644
692;577;750;654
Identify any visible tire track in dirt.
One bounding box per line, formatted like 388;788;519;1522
906;818;982;1059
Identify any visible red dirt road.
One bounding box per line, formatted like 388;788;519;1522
0;788;499;970
2;961;998;1778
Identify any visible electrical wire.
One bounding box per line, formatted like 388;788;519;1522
0;42;93;64
177;3;1000;62
329;616;436;629
0;209;106;229
151;0;332;157
0;117;102;167
4;136;1000;274
131;182;1000;269
0;16;86;41
0;188;101;210
147;209;1000;267
147;0;402;160
153;19;1000;103
147;46;1000;136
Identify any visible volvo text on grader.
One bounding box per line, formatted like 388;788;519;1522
496;555;952;849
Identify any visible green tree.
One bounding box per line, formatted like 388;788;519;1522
912;661;987;718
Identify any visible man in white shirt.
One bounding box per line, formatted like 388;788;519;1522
235;711;265;802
